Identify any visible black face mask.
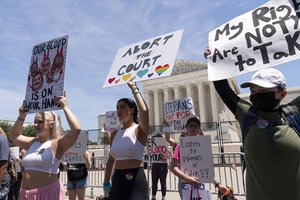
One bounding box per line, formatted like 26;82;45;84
250;91;281;112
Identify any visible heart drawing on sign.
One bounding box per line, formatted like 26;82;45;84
115;79;120;84
122;74;131;81
137;69;148;78
155;64;169;76
108;77;115;84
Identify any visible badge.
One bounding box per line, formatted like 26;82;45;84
125;172;133;180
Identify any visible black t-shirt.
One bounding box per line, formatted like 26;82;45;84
67;163;88;182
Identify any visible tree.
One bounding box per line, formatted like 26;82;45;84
101;133;109;145
0;121;12;137
23;125;35;137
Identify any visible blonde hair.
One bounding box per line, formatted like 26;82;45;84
39;111;63;139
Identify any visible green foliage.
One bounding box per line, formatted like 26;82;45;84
0;121;12;137
101;134;109;145
23;125;35;137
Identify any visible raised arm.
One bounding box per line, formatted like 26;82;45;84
127;81;149;137
56;92;81;157
84;151;92;169
10;104;36;150
165;132;176;148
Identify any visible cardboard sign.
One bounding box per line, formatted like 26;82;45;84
62;131;87;164
104;111;121;133
9;147;21;172
147;137;169;163
162;98;195;133
208;0;300;80
103;29;183;88
25;35;68;113
180;135;214;183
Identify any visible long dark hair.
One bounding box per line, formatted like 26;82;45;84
118;98;139;124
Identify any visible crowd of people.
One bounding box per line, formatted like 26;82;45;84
0;35;298;200
1;62;299;200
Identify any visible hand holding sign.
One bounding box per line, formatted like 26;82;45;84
56;91;67;108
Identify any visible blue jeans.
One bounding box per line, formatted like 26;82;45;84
67;176;88;190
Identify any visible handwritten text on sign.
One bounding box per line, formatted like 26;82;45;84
103;30;183;88
147;137;169;163
208;0;300;80
105;111;121;133
180;135;214;183
62;131;87;164
25;35;68;113
163;98;195;133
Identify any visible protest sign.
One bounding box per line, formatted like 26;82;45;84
104;111;121;133
9;146;21;172
208;0;300;80
180;135;214;183
62;131;87;164
147;136;169;163
103;29;183;88
24;35;68;113
162;98;195;133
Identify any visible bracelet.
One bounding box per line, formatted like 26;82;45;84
132;88;139;94
18;117;25;121
214;182;220;188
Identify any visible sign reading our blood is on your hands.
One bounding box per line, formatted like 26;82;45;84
103;30;183;88
208;0;300;81
25;35;68;114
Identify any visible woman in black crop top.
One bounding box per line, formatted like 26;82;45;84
10;92;81;200
104;79;150;200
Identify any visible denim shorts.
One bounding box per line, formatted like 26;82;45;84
67;176;88;190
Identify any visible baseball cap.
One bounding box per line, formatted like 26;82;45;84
240;68;286;89
0;134;9;161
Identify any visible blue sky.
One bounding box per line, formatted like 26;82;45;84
0;0;299;130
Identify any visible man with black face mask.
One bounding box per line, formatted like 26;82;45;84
204;48;300;200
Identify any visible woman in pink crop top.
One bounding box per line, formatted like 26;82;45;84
10;92;81;200
104;79;149;200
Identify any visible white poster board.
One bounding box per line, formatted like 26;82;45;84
62;131;87;164
162;98;195;133
147;137;169;163
24;35;68;113
9;147;21;172
105;111;121;133
208;0;300;80
103;29;183;88
180;135;214;183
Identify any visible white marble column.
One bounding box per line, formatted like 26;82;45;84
196;82;206;123
153;89;160;126
209;83;219;122
162;87;169;118
144;90;154;126
173;85;180;100
163;87;169;103
185;83;192;99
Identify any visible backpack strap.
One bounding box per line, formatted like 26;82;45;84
242;106;258;144
281;105;300;137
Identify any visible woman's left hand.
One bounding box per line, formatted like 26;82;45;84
56;91;68;108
